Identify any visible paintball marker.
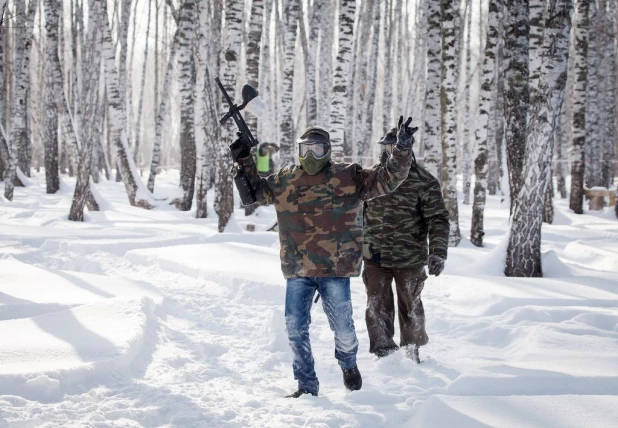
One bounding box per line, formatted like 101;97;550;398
215;77;266;206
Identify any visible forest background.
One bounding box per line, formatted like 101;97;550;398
0;0;616;279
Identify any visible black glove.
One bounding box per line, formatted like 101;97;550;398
427;254;445;276
230;132;251;160
395;116;418;151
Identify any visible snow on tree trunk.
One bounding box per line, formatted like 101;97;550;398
4;0;37;200
440;0;461;247
147;33;178;193
133;0;152;165
214;0;242;232
174;1;196;211
317;0;334;127
330;0;356;162
570;0;589;214
423;0;442;179
503;0;529;208
100;0;152;209
585;0;601;188
471;0;499;248
505;0;571;278
70;0;102;221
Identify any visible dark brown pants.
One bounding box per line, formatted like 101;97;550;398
362;259;428;354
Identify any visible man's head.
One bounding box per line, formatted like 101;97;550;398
378;128;397;164
298;126;331;175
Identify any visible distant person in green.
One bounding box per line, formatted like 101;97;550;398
256;142;279;177
362;127;450;363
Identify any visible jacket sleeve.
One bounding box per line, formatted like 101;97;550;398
421;177;450;259
238;155;277;206
356;147;413;201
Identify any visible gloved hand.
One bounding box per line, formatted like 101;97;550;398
395;116;418;151
230;132;252;159
427;254;445;276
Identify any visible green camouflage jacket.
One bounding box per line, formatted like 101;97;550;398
239;148;413;278
363;162;449;269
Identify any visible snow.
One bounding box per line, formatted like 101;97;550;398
1;171;617;427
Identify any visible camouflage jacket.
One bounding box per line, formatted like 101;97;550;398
239;148;413;278
363;163;449;269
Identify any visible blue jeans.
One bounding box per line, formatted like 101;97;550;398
285;277;359;394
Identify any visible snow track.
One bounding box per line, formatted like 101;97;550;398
1;173;617;427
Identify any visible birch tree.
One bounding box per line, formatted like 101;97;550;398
246;0;264;130
585;0;601;187
503;0;529;205
423;0;442;178
69;0;102;221
601;0;616;188
4;0;38;200
278;0;300;164
43;0;59;193
317;0;334;127
304;0;321;124
570;0;589;214
174;1;196;211
441;0;461;246
506;0;572;277
100;0;152;208
215;0;242;232
330;0;356;161
133;0;152;165
471;0;500;247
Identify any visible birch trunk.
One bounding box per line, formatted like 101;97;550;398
174;1;196;211
70;0;102;221
570;0;589;214
471;0;499;247
330;0;356;161
101;0;152;209
43;0;59;193
147;31;178;193
278;0;300;165
246;0;263;131
215;0;242;232
503;0;529;207
351;0;372;161
461;1;472;206
440;0;461;247
586;0;601;187
303;0;320;124
601;0;616;188
4;0;37;200
317;0;334;127
133;0;152;165
258;0;273;143
382;0;393;132
0;4;5;179
423;0;442;178
506;0;571;277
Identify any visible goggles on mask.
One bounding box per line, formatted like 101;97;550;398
299;142;329;158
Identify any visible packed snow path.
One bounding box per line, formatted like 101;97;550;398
1;173;617;427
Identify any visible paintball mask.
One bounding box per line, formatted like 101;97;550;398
298;127;331;175
378;128;397;165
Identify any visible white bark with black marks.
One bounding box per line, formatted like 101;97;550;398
570;0;589;214
330;0;356;161
423;0;442;179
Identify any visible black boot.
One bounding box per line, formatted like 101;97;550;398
375;345;399;358
404;344;420;364
285;389;318;398
341;365;362;391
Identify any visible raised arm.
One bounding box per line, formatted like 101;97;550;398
357;117;418;201
231;134;277;206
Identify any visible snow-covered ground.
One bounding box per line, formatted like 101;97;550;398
1;171;617;427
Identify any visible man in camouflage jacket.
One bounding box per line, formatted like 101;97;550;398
231;118;416;398
362;128;450;363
